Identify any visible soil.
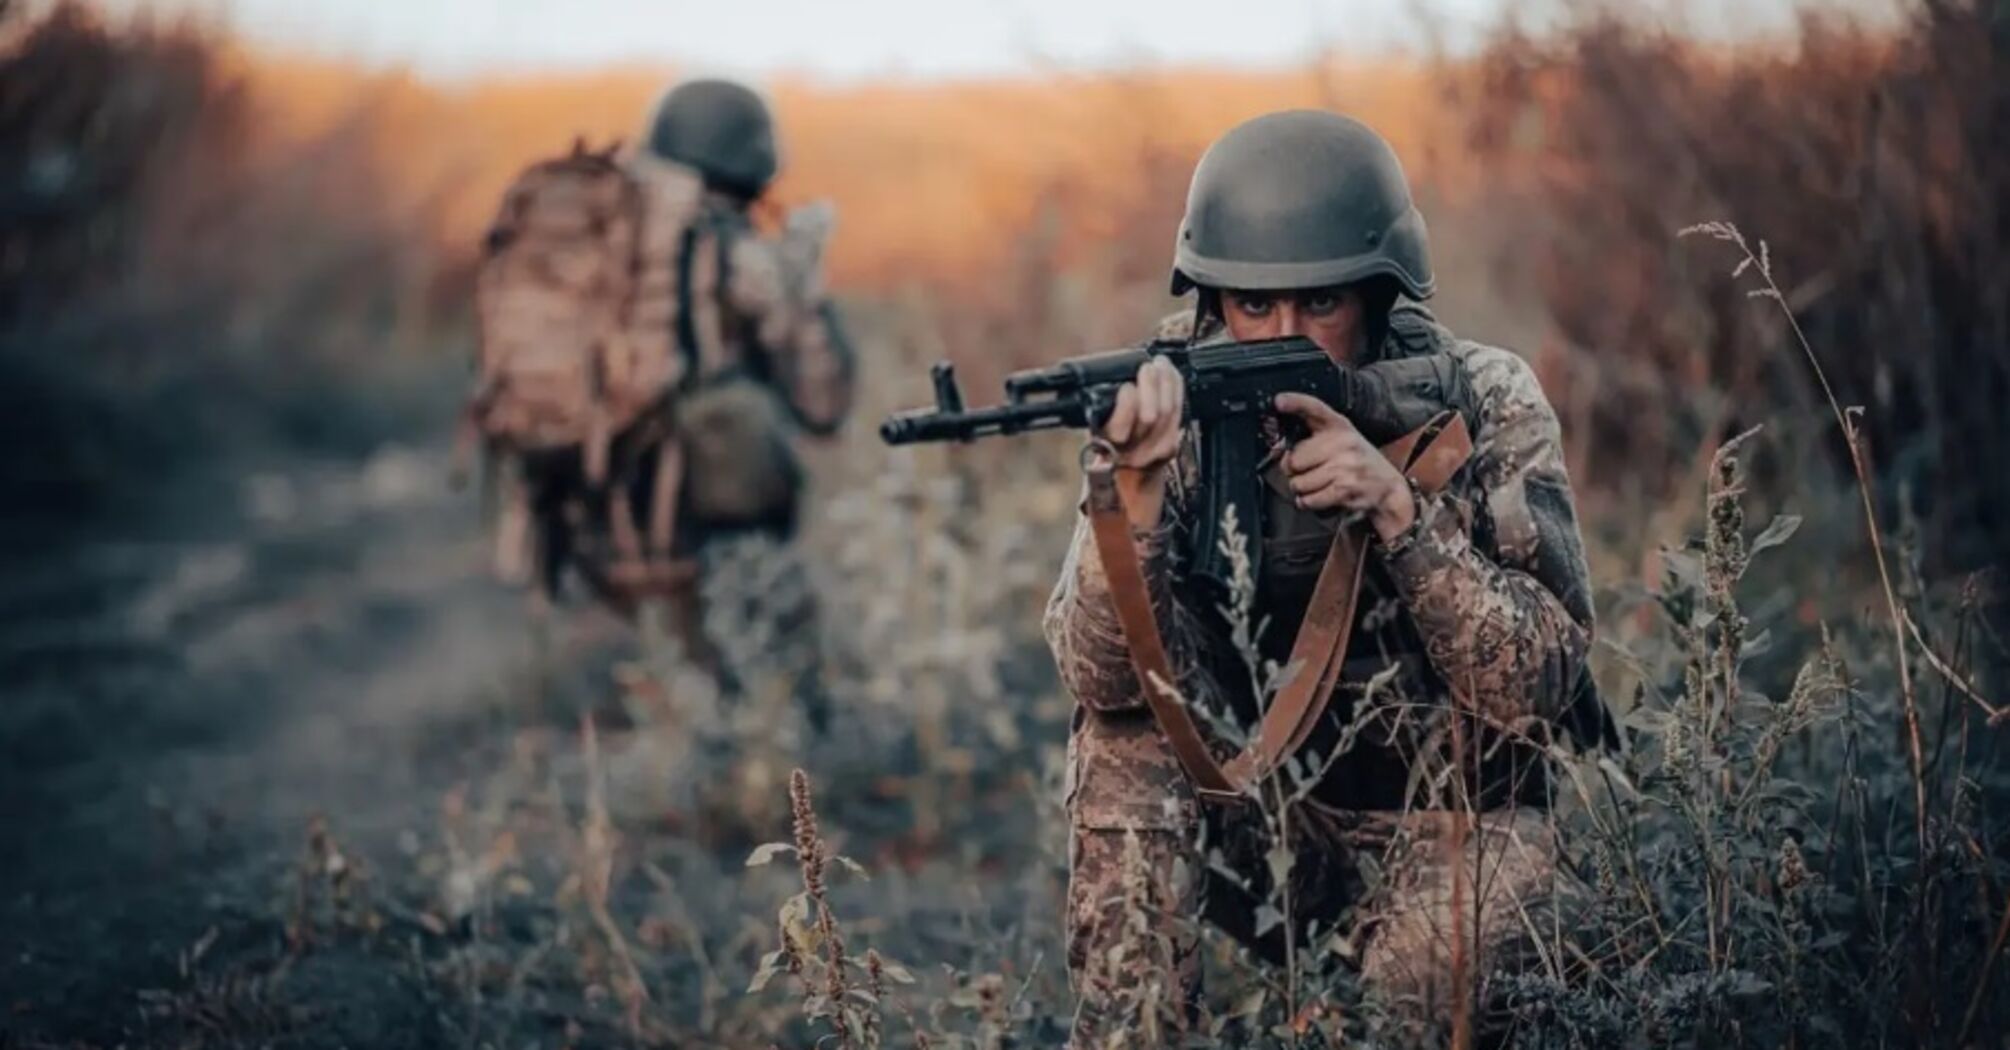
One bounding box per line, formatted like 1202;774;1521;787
0;433;1066;1048
0;444;554;1047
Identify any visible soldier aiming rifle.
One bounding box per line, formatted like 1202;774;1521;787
885;109;1614;1044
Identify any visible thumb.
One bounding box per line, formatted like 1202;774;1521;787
1272;391;1348;432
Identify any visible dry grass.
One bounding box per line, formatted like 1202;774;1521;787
1461;1;2010;577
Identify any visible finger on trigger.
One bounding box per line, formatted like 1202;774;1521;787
1272;391;1340;430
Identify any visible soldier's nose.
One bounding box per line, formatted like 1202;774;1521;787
1274;303;1305;337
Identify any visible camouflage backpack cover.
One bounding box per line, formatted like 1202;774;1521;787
469;138;701;481
468;139;713;593
467;138;845;602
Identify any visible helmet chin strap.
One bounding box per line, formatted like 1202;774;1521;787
1359;277;1401;363
1188;287;1220;344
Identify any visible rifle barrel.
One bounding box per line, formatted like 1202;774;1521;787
1004;347;1153;400
879;399;1080;446
877;336;1337;447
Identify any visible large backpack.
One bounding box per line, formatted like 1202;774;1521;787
467;139;706;596
470;139;701;471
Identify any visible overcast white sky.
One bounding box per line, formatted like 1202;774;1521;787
112;0;1857;81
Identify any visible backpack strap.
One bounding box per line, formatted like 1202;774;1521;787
675;205;743;386
706;214;741;373
608;483;645;568
647;436;683;559
1082;412;1474;798
674;225;704;386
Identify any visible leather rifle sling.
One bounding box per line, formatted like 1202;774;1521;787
1082;412;1473;797
1244;412;1474;774
1083;455;1237;795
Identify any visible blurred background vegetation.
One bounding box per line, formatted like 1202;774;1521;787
7;0;2004;569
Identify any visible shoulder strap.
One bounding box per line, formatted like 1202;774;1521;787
1084;455;1237;795
674;224;702;386
674;206;751;386
1082;412;1473;798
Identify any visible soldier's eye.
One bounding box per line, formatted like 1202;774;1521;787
1231;293;1274;317
1303;293;1342;316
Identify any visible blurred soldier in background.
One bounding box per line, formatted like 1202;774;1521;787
1043;110;1612;1044
469;77;854;728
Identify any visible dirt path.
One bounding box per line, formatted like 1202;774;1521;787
0;421;1071;1048
0;444;557;1046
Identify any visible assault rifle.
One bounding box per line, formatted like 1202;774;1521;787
882;337;1342;445
879;337;1467;588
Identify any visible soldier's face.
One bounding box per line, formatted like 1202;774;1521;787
1217;285;1365;364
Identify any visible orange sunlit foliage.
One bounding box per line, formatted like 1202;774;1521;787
218;51;1457;292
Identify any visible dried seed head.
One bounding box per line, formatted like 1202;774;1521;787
1706;445;1750;590
824;935;847;1006
1777;837;1809;895
789;768;825;900
1662;704;1689;770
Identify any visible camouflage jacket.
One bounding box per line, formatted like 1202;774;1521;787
585;160;858;541
1043;305;1605;811
629;158;855;436
685;191;855;435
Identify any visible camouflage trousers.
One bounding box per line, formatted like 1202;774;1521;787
1066;708;1562;1048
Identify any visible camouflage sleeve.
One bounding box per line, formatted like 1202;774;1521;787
1382;344;1594;728
1044;514;1171;715
1045;311;1226;718
1042;501;1226;718
724;232;855;435
771;300;855;436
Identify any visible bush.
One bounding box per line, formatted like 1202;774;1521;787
0;2;458;521
1460;0;2010;577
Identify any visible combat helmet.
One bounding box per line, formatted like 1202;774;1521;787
1171;110;1433;300
646;78;779;197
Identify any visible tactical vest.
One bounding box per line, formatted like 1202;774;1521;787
1175;303;1550;812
